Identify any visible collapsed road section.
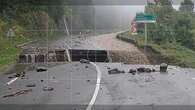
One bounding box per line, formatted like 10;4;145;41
18;48;150;64
18;48;110;63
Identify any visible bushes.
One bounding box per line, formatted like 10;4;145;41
144;0;195;50
117;31;195;68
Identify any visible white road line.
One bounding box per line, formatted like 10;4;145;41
6;77;18;85
86;62;102;110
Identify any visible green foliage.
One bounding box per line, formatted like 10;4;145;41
144;0;195;50
117;31;195;68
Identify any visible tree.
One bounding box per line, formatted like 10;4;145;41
179;0;194;12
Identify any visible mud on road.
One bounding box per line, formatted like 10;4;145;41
89;33;150;64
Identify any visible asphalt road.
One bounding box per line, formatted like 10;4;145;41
0;62;97;109
1;63;195;110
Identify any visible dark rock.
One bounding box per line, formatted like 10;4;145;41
152;69;156;72
8;76;14;79
26;84;36;87
80;59;90;64
15;73;21;77
137;67;154;73
36;67;47;72
145;68;152;73
108;68;125;74
129;69;136;75
85;66;89;68
41;80;44;82
43;87;54;91
137;67;145;73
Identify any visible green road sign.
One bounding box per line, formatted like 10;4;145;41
135;13;157;53
136;13;157;23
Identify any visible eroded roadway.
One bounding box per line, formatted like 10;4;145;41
1;33;195;110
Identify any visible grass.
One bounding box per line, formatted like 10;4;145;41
0;31;66;73
117;31;195;68
0;36;29;73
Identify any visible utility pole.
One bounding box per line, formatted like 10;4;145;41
64;16;70;36
144;23;147;53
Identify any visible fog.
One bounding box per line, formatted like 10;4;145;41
94;6;145;32
69;0;185;33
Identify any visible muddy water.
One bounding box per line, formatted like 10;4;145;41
22;35;97;50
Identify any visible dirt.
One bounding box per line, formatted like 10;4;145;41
90;33;150;64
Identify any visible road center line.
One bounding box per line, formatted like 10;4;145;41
86;62;102;110
6;77;18;85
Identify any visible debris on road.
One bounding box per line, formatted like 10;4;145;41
80;59;90;64
137;67;153;73
8;76;15;79
145;68;152;73
137;67;146;73
36;67;47;72
86;79;90;82
26;84;36;87
160;63;168;72
40;80;44;82
8;71;26;79
43;87;54;91
2;89;32;98
152;69;156;72
85;65;89;68
128;69;136;75
108;68;125;74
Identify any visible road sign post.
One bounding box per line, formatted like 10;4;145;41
135;14;157;53
144;23;147;51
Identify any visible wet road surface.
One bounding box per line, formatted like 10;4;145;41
1;62;195;110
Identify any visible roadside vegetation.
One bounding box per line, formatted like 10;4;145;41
0;0;94;72
117;0;195;68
